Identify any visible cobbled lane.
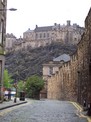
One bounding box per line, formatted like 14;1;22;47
0;100;88;122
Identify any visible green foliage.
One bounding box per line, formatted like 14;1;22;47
25;75;44;99
3;69;13;88
17;80;25;92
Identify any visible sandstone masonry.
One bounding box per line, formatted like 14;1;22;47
47;8;91;105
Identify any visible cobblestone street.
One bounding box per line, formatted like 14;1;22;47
0;100;88;122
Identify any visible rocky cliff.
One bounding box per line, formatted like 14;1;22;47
5;42;77;81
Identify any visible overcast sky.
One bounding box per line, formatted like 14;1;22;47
6;0;91;38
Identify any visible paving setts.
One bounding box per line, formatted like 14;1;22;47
0;100;88;122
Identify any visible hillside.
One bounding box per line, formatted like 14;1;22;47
5;42;77;81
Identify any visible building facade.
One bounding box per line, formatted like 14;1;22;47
5;34;25;52
0;0;7;102
5;33;16;52
43;54;70;81
5;21;84;52
23;21;84;45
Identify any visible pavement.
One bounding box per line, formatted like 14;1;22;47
0;97;27;110
0;98;91;121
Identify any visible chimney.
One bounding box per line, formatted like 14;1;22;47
54;23;57;26
67;20;71;26
36;25;38;28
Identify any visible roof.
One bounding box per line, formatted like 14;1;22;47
34;26;53;32
53;54;70;62
24;28;33;33
6;33;16;38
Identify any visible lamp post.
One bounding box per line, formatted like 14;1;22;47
0;8;17;11
0;4;17;102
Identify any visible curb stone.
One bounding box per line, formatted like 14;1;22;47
0;101;27;110
70;102;91;122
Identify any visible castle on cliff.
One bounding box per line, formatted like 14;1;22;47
5;20;84;52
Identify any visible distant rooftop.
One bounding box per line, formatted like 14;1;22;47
24;20;84;33
34;25;53;32
53;54;70;62
6;33;16;38
24;28;33;33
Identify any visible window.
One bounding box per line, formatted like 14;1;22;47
49;67;53;75
40;33;42;38
0;20;4;44
1;0;5;3
44;33;46;38
0;60;2;83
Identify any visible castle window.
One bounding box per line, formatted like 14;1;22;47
44;33;46;38
40;33;42;38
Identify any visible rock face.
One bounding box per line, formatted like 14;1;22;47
5;42;77;81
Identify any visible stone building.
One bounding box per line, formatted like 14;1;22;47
0;0;7;101
5;33;16;52
23;21;84;46
5;21;84;52
5;34;24;52
43;54;70;81
46;7;91;106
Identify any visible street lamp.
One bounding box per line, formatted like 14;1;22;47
0;8;17;11
0;6;17;103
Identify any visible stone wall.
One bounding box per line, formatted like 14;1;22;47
47;8;91;104
47;53;78;101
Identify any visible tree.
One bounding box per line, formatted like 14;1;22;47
25;75;44;99
3;69;13;89
17;80;25;92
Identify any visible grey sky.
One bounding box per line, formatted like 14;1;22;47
6;0;91;38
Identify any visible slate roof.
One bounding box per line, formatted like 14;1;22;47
24;28;33;33
53;54;70;62
34;26;53;32
6;33;16;38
